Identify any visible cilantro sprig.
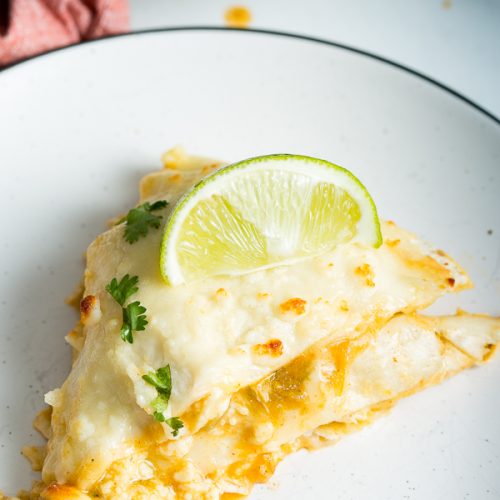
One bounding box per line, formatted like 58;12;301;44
142;365;184;436
163;417;184;436
119;200;168;244
106;274;138;306
120;301;147;343
106;274;148;343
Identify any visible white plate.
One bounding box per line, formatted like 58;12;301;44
0;29;499;499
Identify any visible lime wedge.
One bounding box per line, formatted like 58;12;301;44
160;154;381;285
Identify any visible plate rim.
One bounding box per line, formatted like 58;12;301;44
1;25;499;127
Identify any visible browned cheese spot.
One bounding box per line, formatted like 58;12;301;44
253;339;283;357
80;295;96;322
280;298;307;315
355;263;375;287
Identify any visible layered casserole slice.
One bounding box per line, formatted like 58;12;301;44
16;150;499;500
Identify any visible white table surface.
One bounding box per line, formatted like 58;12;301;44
129;0;500;118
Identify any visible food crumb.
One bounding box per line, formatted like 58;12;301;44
442;0;452;9
224;5;252;28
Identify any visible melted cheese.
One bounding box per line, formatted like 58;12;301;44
42;154;472;489
38;312;499;500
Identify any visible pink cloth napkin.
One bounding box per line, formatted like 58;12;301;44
0;0;129;66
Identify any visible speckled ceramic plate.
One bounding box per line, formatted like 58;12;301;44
0;28;499;499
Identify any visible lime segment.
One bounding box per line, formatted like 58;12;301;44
161;154;381;285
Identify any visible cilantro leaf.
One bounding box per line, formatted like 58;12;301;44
105;274;139;306
121;200;168;244
142;365;172;397
119;322;133;344
152;411;184;437
143;365;183;434
151;395;169;414
120;301;148;343
149;200;168;211
165;417;184;437
125;208;159;242
124;301;148;331
153;411;166;422
106;275;148;343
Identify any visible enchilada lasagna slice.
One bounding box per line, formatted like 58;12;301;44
15;150;499;500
